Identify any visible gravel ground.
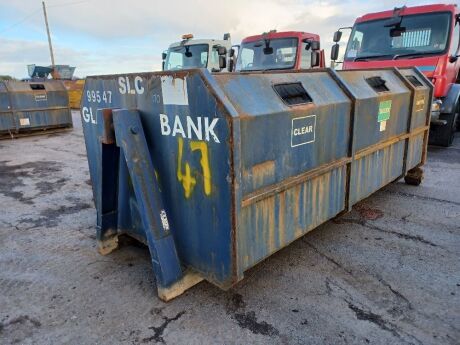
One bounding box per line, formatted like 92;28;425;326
0;111;459;345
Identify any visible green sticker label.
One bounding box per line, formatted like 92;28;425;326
378;100;392;122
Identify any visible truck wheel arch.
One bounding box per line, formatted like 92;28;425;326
440;83;460;114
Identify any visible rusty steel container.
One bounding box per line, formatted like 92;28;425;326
81;67;432;301
63;79;85;109
0;80;73;138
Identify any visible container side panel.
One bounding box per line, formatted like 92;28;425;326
147;73;234;285
350;141;405;205
337;70;411;152
406;133;424;170
239;103;350;195
410;91;430;130
0;83;15;133
238;166;346;272
14;109;72;129
398;68;431;131
213;72;351;196
0;113;15;134
353;95;410;151
0;83;11;111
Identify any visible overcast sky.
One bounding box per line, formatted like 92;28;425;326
0;0;450;78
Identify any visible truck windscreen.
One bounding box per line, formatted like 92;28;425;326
236;38;298;71
345;12;451;61
164;44;209;70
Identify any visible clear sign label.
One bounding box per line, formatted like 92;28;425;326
291;115;316;147
35;93;47;102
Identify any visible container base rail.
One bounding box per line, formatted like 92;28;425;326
81;67;432;301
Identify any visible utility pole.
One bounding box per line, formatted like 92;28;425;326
42;1;55;68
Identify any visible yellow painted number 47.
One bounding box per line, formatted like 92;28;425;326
177;137;212;198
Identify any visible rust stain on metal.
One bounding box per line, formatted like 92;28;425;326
266;197;276;253
292;184;301;238
242;157;351;207
101;109;115;144
278;192;286;247
248;160;275;190
354;126;428;160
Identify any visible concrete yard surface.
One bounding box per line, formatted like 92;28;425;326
0;111;459;345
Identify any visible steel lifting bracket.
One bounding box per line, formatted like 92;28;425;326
98;108;202;301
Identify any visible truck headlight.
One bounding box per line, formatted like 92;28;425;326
431;99;442;113
430;99;442;123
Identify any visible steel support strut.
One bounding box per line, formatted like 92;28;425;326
98;108;202;300
112;109;183;288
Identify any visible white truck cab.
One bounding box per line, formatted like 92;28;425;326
162;34;234;72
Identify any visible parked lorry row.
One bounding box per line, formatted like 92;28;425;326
160;4;460;147
162;31;325;73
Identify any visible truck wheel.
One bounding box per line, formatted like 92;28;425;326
457;111;460;131
429;111;458;147
404;167;423;186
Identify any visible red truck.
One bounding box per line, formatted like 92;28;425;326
331;4;460;147
235;30;325;71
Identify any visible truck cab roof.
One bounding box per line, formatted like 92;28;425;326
242;31;320;43
163;35;232;73
168;39;230;49
356;3;458;23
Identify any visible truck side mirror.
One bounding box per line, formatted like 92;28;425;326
162;52;167;60
218;46;227;56
232;45;240;55
331;43;340;61
229;48;235;57
219;56;227;69
162;61;165;70
263;47;273;55
389;26;406;37
333;31;342;43
310;40;320;51
311;51;320;67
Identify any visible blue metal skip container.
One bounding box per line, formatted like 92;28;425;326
81;68;432;301
0;80;72;138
